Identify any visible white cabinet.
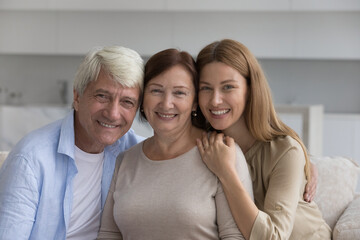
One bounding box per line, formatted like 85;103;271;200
0;105;69;151
324;114;360;162
277;105;324;157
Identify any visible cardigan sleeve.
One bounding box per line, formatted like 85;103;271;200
249;145;305;240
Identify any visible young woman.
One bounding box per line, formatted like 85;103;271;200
97;48;253;239
195;39;331;240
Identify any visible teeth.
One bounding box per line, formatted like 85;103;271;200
100;122;116;128
158;113;176;118
211;109;229;115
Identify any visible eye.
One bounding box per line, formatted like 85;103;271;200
150;88;163;94
174;90;187;96
223;84;234;90
121;99;136;109
95;94;110;103
199;85;211;91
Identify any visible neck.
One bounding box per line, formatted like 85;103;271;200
223;119;256;154
144;126;202;160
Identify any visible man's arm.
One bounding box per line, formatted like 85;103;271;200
0;155;39;240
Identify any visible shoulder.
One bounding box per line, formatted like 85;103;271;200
115;142;143;168
111;129;144;153
269;136;303;158
11;119;63;158
267;136;305;169
104;129;144;159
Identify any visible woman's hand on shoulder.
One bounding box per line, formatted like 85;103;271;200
197;131;237;179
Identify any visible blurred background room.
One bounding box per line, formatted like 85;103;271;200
0;0;359;190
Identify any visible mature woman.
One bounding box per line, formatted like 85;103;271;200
97;48;253;240
195;39;331;240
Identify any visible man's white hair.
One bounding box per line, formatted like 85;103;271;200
73;46;144;96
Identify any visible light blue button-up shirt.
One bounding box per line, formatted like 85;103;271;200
0;110;144;240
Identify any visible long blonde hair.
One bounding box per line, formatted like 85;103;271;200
196;39;311;180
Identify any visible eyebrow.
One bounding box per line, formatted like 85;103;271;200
200;79;236;84
147;83;191;90
94;89;110;94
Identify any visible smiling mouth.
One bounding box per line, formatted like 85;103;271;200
99;121;117;128
157;113;177;118
210;109;230;115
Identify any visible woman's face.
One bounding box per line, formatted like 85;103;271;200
198;61;248;131
143;64;196;135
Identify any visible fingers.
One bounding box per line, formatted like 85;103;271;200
209;131;220;145
199;131;234;148
304;181;317;202
202;132;210;149
224;136;235;147
214;132;224;144
304;163;318;202
196;138;205;157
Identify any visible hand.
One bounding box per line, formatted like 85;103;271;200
304;162;318;202
197;131;237;180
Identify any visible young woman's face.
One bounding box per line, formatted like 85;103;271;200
199;62;248;131
143;65;196;136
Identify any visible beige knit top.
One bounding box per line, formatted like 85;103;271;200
97;142;253;240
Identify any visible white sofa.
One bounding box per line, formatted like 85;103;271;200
311;156;360;239
0;151;359;239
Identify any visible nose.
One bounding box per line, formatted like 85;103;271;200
104;101;121;121
211;90;223;106
162;92;174;109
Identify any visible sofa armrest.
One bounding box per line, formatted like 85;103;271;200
333;196;360;240
312;156;360;229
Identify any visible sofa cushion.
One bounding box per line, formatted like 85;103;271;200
312;156;360;229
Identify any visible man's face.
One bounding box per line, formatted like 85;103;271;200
73;68;140;153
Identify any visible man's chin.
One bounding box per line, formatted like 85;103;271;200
99;133;124;146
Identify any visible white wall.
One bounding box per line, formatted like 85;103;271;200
261;59;360;113
0;11;359;59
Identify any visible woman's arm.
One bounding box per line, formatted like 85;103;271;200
197;132;258;240
197;132;305;240
214;141;254;240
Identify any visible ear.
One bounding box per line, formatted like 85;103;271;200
73;89;80;111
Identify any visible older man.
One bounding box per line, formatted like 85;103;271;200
0;46;144;240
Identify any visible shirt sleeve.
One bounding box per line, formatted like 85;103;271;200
97;155;123;240
216;146;253;240
250;146;305;240
0;154;39;240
